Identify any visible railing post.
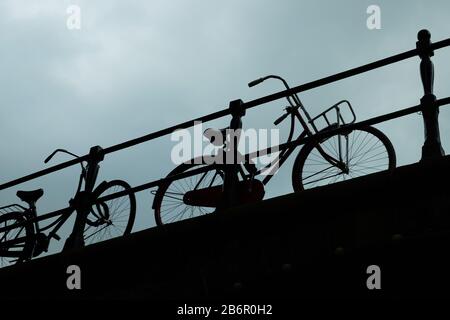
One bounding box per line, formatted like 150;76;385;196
417;29;445;160
63;145;104;251
219;99;245;209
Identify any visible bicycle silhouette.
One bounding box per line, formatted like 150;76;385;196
152;75;396;225
0;146;136;267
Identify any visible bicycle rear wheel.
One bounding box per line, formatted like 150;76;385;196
0;211;34;267
153;163;224;226
84;180;136;245
292;126;396;191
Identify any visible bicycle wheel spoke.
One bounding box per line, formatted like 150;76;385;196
84;181;135;245
296;128;395;191
352;149;387;166
303;171;343;186
350;139;383;164
302;165;336;181
160;191;184;201
156;166;223;225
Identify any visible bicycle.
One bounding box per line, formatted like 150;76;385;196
0;146;136;267
152;75;396;225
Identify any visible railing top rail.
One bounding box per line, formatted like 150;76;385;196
1;33;449;192
1;96;450;236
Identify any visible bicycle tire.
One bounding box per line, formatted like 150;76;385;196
84;180;136;245
292;126;396;191
0;211;35;267
153;163;224;226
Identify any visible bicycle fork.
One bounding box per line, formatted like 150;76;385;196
315;133;350;175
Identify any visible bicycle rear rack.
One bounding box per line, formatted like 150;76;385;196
0;204;27;215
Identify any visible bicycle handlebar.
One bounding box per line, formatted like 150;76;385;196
248;75;304;107
44;149;80;164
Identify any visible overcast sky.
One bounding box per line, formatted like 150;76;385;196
1;0;450;254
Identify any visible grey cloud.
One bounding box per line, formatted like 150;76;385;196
1;0;449;254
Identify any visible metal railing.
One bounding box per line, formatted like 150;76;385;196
1;29;450;247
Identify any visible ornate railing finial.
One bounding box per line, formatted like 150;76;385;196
417;29;445;160
417;29;435;96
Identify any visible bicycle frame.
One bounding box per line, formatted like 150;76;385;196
152;91;358;212
36;168;95;242
0;146;105;254
245;77;357;185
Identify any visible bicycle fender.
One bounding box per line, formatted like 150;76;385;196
93;180;109;197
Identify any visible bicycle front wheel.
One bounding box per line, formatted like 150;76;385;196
292;126;396;191
84;180;136;245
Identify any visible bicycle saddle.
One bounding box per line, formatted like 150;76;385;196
16;189;44;204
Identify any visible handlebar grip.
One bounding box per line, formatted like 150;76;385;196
44;150;59;163
248;78;264;87
274;112;290;125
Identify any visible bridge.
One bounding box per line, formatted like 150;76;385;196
1;155;450;299
1;29;450;300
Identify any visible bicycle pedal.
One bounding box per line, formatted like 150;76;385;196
52;234;61;241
